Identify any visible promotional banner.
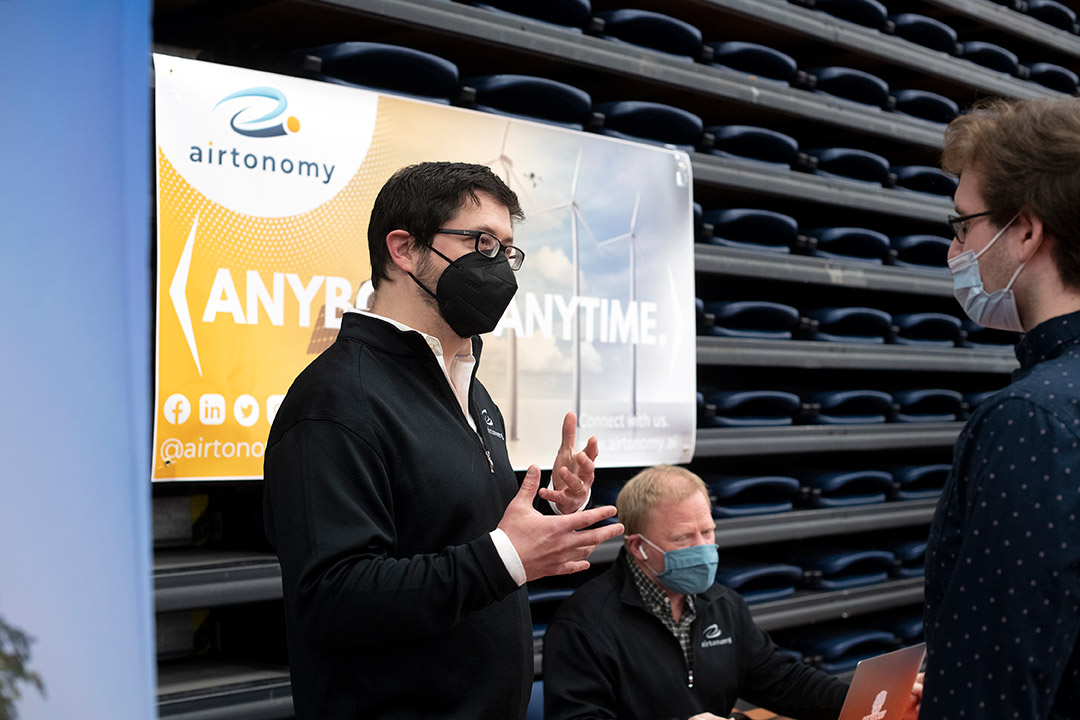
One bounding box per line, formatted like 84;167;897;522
153;54;696;481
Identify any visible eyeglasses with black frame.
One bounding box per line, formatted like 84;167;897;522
437;228;526;270
947;210;993;245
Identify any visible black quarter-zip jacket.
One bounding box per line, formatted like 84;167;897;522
263;311;530;719
543;552;848;720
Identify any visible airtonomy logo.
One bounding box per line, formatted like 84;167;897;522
214;87;300;138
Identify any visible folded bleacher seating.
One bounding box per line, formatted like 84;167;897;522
463;74;594;129
960;319;1021;348
1026;62;1079;93
595;9;703;59
697;391;718;427
1024;0;1078;33
881;538;928;578
802;227;893;263
793;548;899;591
705;125;807;169
891;463;950;501
704;300;802;340
805;307;892;343
891;165;958;196
693;202;714;243
874;609;925;644
708;41;800;84
801;469;894;508
528;587;575;640
892;89;959;124
301;42;461;103
706;474;802;517
787;625;901;673
890;312;963;346
527;680;544;720
808;147;894;186
810;389;894;424
715;562;805;603
890;234;950;268
696;297;714;335
468;0;592;30
809;66;892;109
892;388;964;423
987;0;1025;11
704;390;802;427
703;208;801;254
888;14;961;54
807;0;891;31
960;41;1026;78
594;101;704;151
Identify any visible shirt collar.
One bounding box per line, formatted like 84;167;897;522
625;551;695;618
1013;309;1080;371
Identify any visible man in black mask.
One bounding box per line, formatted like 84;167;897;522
263;161;624;720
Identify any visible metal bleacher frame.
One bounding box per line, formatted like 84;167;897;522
149;0;1078;716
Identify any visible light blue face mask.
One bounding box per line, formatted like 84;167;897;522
639;535;718;595
948;212;1026;333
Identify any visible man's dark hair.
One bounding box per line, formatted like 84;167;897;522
368;162;524;289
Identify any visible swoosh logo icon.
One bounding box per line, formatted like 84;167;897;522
704;623;723;640
170;213;202;375
214;86;290;137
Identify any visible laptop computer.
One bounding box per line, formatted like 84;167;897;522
838;643;926;720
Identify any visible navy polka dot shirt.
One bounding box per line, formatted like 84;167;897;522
924;311;1080;719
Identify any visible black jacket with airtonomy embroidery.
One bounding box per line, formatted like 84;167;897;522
543;552;848;720
263;311;530;719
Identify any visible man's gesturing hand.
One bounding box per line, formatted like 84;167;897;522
499;465;624;581
539;412;599;515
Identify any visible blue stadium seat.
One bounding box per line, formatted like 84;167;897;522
889;14;960;54
595;9;703;59
594;101;704;151
892;388;964;423
527;680;544;720
697;391;718;427
703;208;800;254
809;389;893;424
802;227;893;263
963;389;1000;413
463;75;593;129
715;562;805;603
704;300;802;340
809;0;890;30
801;469;894;508
891;313;963;347
703;390;802;427
960;319;1021;348
706;474;802;518
986;0;1025;10
708;41;799;84
705;125;804;169
892;89;959;124
874;609;925;644
789;626;901;673
892;166;958;196
1024;0;1078;33
529;588;575;640
960;41;1024;77
1026;62;1079;93
890;234;951;268
805;307;892;344
809;66;892;109
891;463;949;501
808;147;894;186
793;548;899;591
468;0;592;30
881;539;928;578
693;202;714;243
301;42;461;103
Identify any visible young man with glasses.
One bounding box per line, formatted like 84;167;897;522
264;162;624;720
923;97;1080;719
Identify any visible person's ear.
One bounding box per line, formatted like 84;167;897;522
386;230;420;275
1015;210;1046;264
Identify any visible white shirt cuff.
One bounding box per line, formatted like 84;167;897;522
547;479;592;515
490;528;526;587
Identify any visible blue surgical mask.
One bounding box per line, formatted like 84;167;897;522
948;212;1026;333
639;535;718;595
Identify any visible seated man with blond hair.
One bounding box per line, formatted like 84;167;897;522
542;464;849;720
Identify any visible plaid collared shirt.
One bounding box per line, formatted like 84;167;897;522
627;554;698;686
